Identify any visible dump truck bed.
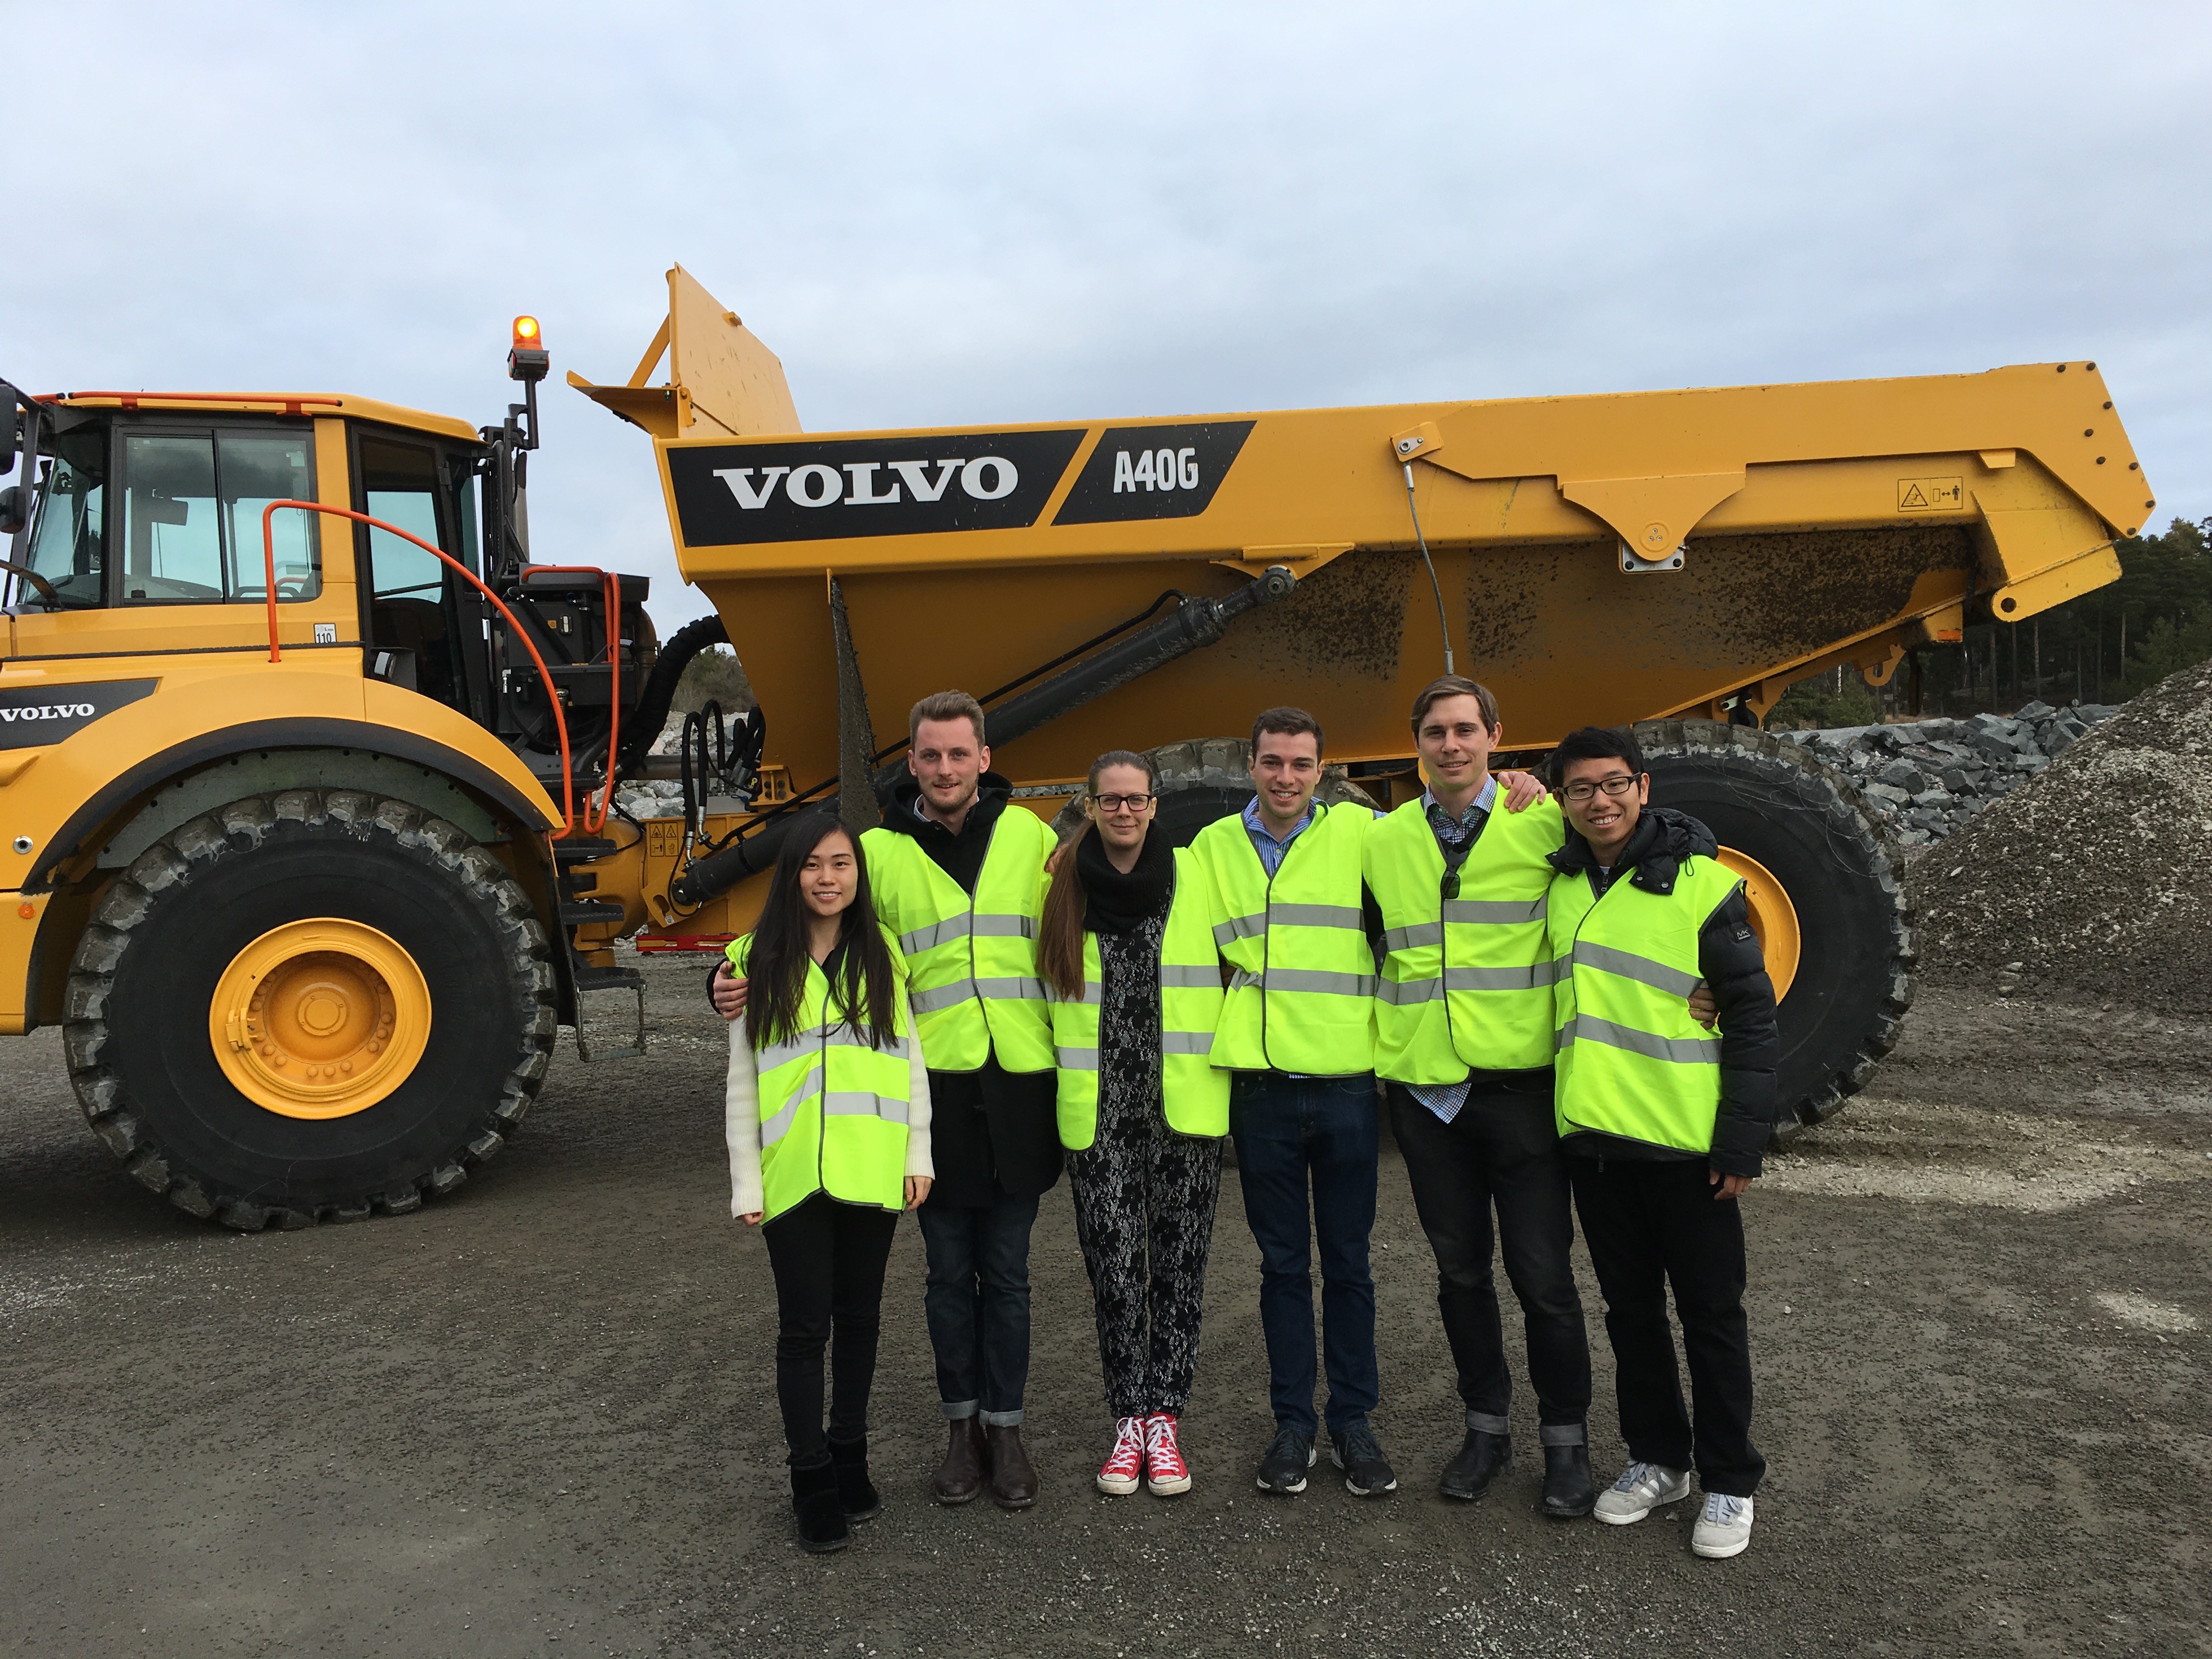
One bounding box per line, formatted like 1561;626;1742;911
611;340;2141;789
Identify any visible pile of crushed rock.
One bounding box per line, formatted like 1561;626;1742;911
1910;657;2212;1015
613;715;707;822
1777;699;2117;852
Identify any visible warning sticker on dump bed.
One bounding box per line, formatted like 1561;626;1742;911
1897;476;1966;512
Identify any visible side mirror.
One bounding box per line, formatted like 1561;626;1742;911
0;484;27;537
0;403;16;476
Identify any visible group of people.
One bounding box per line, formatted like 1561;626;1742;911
712;676;1779;1564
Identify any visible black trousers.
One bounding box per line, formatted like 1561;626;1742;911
1389;1078;1590;1430
760;1192;900;1467
1568;1155;1764;1497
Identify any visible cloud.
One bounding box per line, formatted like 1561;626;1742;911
6;1;2205;630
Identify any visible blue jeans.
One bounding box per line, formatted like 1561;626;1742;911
1229;1071;1381;1439
916;1189;1039;1426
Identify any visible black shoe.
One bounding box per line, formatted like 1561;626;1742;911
1438;1427;1510;1502
790;1458;850;1554
828;1434;882;1522
1329;1424;1398;1497
1255;1426;1316;1494
1540;1441;1596;1518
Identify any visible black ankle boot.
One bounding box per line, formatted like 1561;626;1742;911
1438;1427;1511;1502
790;1457;849;1554
1540;1441;1596;1517
828;1434;882;1522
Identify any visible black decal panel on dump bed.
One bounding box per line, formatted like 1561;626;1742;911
1052;421;1254;526
666;430;1086;546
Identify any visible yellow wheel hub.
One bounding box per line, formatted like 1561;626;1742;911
1714;847;1801;1002
208;919;432;1119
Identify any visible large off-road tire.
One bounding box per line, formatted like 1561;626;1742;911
64;791;558;1228
1633;720;1913;1141
1051;737;1379;845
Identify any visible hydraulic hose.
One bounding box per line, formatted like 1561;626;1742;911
617;612;731;775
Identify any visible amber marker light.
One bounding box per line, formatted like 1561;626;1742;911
509;315;550;385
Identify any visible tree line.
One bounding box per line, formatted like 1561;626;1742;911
1772;515;2212;726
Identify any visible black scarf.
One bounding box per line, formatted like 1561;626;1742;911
1076;825;1173;935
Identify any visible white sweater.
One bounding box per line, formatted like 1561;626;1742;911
724;988;934;1218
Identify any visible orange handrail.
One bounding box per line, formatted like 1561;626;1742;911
46;392;346;414
521;564;623;836
258;499;577;837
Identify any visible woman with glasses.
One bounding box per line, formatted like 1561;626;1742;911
1037;751;1228;1498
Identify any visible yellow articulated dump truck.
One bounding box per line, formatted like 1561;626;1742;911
0;266;2146;1226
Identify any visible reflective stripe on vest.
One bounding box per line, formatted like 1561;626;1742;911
861;808;1056;1073
1363;794;1566;1082
729;931;914;1222
1048;847;1230;1150
1190;803;1375;1074
1547;854;1743;1155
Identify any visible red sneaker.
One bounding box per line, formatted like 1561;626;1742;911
1097;1415;1146;1496
1143;1413;1192;1496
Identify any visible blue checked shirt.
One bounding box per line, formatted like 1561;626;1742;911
1403;776;1498;1124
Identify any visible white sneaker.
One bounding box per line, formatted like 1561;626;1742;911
1691;1492;1754;1558
1592;1460;1692;1525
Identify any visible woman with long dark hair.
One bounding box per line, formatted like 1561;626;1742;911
723;810;933;1554
1039;751;1227;1498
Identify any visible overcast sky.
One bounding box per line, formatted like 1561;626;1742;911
7;2;2205;630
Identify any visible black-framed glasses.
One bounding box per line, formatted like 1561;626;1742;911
1559;774;1641;804
1090;792;1155;812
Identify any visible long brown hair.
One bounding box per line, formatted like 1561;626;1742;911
746;811;901;1051
1039;750;1159;1001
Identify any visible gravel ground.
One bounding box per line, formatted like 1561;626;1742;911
3;953;2208;1658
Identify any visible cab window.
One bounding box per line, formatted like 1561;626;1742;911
356;432;473;709
119;429;319;604
22;426;107;607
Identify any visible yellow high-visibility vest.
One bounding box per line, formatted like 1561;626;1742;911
1364;795;1565;1081
1048;847;1228;1149
729;929;915;1222
1189;802;1375;1074
1548;854;1742;1153
861;806;1056;1073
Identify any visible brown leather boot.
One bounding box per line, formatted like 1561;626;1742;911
933;1415;985;1504
985;1423;1039;1510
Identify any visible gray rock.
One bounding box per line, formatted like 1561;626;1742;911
2014;699;2057;721
1863;782;1912;806
1878;760;1929;791
1914;790;1960;810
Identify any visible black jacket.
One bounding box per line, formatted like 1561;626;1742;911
1548;806;1779;1178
